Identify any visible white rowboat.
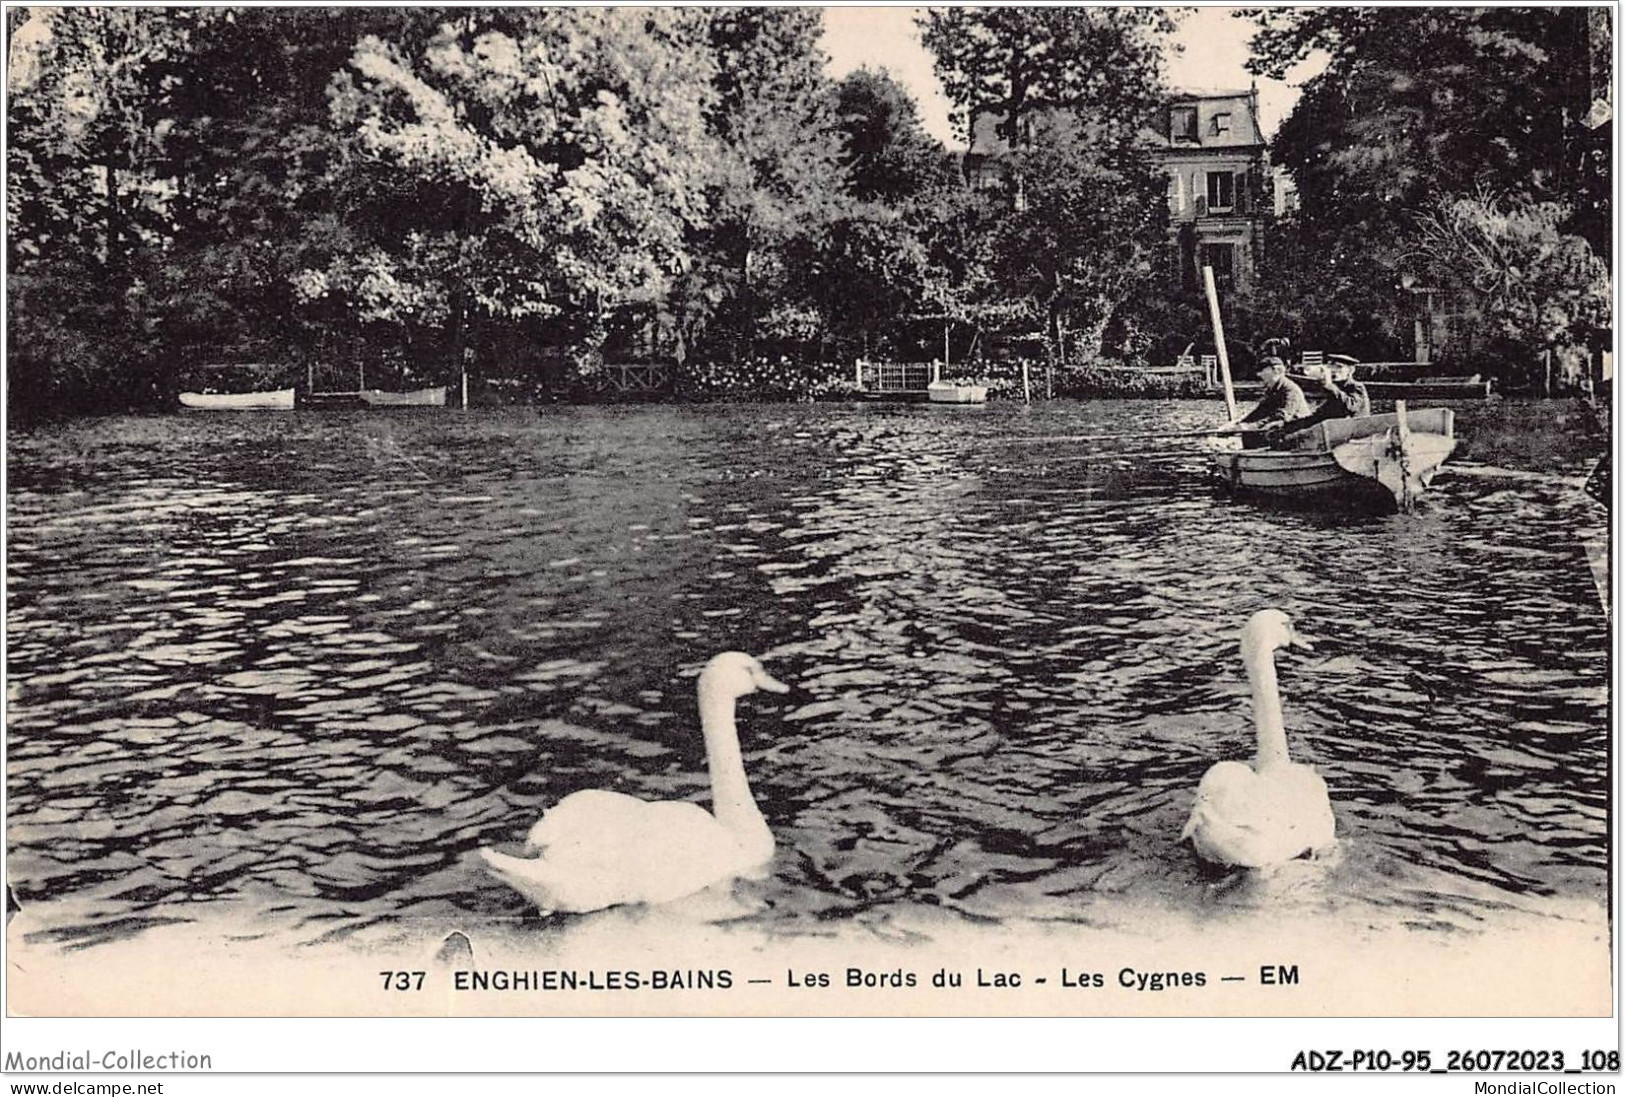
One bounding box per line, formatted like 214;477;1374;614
179;388;296;411
359;386;448;407
927;380;989;404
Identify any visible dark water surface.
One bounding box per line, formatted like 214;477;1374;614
6;402;1610;951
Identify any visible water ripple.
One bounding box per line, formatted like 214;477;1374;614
6;402;1608;949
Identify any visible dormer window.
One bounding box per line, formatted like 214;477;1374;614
1210;112;1232;137
1170;106;1198;143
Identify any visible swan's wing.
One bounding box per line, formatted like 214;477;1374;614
489;795;745;912
1184;762;1336;866
536;795;723;861
1278;765;1336;849
527;789;651;851
1182;762;1258;837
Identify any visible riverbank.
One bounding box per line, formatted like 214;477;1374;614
1447;396;1609;473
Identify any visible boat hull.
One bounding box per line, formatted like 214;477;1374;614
1216;408;1455;510
179;389;296;410
927;382;988;404
1216;450;1395;507
359;386;448;407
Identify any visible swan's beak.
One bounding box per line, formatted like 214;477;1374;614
1287;630;1315;653
754;669;790;694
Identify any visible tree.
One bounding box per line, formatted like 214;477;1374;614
313;8;721;383
6;8;424;412
1244;7;1611;366
674;8;850;364
7;7;198;414
919;7;1176;367
793;68;967;359
1408;190;1609;385
920;7;1177;148
139;9;425;377
834;67;959;205
993;116;1166;364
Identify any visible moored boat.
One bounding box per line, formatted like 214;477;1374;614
927;380;989;404
359;386;447;407
179;388;296;411
303;390;364;408
1216;404;1455;511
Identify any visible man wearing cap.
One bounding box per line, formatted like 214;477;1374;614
1229;356;1309;448
1267;364;1371;446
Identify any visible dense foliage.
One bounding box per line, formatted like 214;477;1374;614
8;7;1604;415
1237;7;1610;382
920;7;1177;369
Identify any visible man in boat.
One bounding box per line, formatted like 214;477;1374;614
1264;364;1371;448
1228;356;1309;448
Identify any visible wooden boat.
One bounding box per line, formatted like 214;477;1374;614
927;380;989;404
359;386;447;407
1216;404;1455;511
179;388;296;411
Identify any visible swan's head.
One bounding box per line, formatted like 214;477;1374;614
1240;609;1313;661
699;651;790;701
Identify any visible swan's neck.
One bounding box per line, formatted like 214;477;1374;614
1245;645;1291;770
698;682;764;833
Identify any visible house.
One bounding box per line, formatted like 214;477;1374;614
1151;88;1269;292
962;88;1274;292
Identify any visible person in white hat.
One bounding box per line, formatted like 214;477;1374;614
1267;363;1371;445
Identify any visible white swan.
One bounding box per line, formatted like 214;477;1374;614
479;652;788;914
1181;609;1336;867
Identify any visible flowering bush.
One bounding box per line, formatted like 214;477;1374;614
1053;358;1210;398
676;356;849;401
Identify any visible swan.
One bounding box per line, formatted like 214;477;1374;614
1181;609;1335;867
479;651;788;914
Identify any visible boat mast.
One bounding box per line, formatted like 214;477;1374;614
1202;266;1239;421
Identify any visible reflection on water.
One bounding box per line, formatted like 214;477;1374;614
5;403;1610;951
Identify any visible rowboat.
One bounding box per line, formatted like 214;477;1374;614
927;380;989;404
1216;404;1455;511
179;388;296;411
359;386;447;407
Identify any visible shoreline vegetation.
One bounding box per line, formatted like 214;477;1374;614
8;10;1608;429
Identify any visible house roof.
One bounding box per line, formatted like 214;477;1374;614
1168;87;1256;100
1146;87;1264;151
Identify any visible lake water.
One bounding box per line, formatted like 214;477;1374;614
6;401;1611;967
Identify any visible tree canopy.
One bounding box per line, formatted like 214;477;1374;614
919;7;1177;148
1241;6;1610;369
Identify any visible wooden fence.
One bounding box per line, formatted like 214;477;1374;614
602;362;674;393
857;361;933;392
